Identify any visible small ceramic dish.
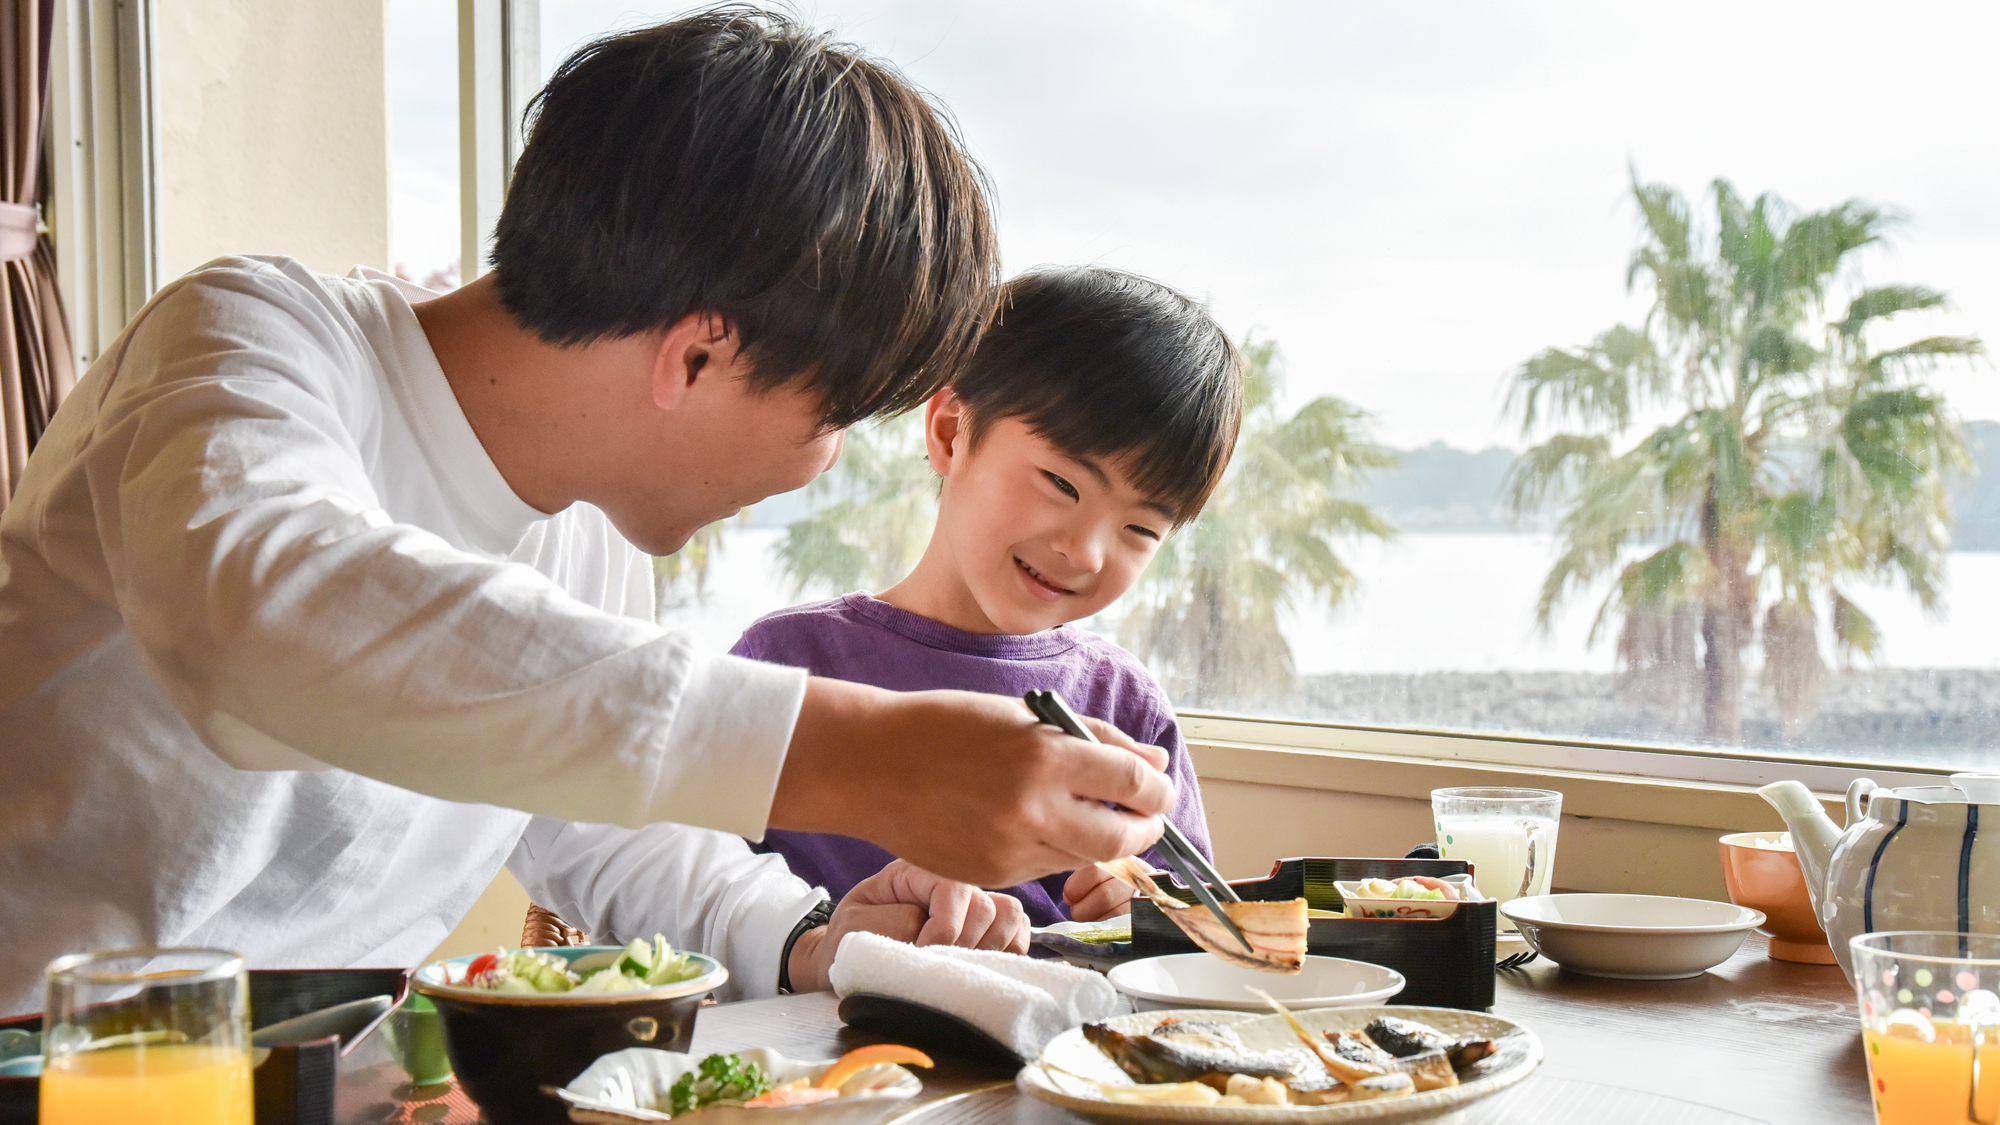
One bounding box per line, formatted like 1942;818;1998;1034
552;1046;922;1125
1500;894;1765;980
1333;875;1480;920
1718;831;1836;964
1107;953;1405;1012
1031;920;1135;969
0;1028;39;1078
414;947;727;1125
1038;919;1132;944
0;1057;38;1079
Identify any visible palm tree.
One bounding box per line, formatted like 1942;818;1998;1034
1119;339;1395;708
652;417;932;611
770;413;936;597
1505;174;1983;744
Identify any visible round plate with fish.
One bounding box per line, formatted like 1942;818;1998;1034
1018;1005;1540;1123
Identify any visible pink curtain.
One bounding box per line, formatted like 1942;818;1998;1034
0;0;75;512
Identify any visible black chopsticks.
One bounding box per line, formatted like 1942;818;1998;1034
1023;689;1254;954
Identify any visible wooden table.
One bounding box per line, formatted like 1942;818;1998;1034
1487;933;1866;1123
338;934;1869;1124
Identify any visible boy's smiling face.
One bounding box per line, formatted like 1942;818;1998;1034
884;390;1174;635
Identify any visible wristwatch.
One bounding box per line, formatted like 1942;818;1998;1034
776;897;836;994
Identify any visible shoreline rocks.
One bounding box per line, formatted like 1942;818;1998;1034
1277;668;2000;766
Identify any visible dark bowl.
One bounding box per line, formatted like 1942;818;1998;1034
413;947;725;1125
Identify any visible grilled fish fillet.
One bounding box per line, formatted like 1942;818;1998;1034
1100;856;1308;973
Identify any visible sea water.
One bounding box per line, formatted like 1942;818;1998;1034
664;530;2000;674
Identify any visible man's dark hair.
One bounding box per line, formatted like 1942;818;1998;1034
952;267;1243;523
492;6;999;428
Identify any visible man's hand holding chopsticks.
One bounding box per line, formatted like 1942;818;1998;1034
770;679;1173;887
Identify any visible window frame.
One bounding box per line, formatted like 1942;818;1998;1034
458;0;538;282
47;0;158;370
1179;710;1951;821
501;6;1965;806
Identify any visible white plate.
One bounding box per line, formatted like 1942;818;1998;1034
552;1047;921;1124
1108;954;1405;1012
1019;1005;1541;1123
1041;920;1133;941
1499;893;1766;980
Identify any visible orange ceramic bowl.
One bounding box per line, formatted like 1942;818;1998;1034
1718;832;1837;964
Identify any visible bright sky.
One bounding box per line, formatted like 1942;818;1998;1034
391;0;2000;451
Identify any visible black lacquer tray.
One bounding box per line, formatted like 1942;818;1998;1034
1129;855;1498;1010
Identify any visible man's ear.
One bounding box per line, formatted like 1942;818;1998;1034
650;312;737;411
923;389;968;476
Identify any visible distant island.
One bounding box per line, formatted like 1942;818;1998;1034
1350;442;1519;532
1355;421;2000;549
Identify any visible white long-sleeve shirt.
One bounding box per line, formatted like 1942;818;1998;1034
0;256;820;1014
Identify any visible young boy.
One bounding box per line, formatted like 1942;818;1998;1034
732;266;1243;927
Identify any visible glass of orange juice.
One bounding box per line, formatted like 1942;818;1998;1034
1852;931;2000;1125
39;947;253;1125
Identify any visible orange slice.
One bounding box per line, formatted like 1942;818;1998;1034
813;1044;935;1090
745;1085;840;1107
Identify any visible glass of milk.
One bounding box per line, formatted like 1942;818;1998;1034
1431;787;1563;933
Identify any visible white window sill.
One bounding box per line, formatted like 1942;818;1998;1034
1180;712;1946;832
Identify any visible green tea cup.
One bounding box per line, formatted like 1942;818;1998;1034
383;993;452;1087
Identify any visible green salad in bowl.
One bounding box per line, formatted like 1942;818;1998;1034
456;935;703;995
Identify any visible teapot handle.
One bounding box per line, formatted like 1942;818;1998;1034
1845;778;1877;829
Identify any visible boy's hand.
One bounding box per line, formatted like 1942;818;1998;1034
772;680;1174;887
786;859;1029;992
1062;863;1139;923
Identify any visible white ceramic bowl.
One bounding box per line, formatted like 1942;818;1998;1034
1500;893;1766;980
1106;953;1405;1012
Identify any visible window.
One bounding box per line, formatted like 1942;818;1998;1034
388;0;461;290
532;1;1997;776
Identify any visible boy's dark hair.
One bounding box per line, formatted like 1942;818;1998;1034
953;267;1243;523
492;6;999;429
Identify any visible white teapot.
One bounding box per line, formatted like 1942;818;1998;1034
1758;777;2000;982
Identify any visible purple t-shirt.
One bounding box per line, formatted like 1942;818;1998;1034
730;592;1212;927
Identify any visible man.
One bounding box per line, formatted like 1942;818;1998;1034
0;10;1173;1012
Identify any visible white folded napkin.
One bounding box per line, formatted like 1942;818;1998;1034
828;931;1131;1058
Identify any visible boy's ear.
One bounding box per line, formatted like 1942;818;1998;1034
922;388;968;476
650;312;739;411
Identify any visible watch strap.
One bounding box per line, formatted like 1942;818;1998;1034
777;897;836;994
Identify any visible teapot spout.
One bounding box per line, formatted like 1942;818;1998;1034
1757;780;1845;918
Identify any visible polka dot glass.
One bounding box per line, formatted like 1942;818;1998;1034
1851;931;2000;1125
1430;786;1561;930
